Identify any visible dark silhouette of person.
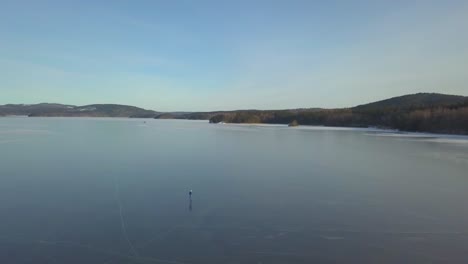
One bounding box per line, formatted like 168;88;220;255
188;190;193;212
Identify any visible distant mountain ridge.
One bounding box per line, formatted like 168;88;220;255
0;103;157;117
354;93;466;110
206;93;468;134
1;93;468;134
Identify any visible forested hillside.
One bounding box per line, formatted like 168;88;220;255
208;93;468;134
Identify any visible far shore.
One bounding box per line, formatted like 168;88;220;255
2;116;468;138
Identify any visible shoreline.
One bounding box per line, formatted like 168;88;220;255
1;116;467;137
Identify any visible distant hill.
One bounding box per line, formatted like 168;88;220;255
0;103;72;116
2;93;468;134
0;103;157;118
207;93;468;135
354;93;466;111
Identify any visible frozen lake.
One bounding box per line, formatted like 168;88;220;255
1;117;468;263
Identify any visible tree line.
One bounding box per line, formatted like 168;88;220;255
209;99;468;135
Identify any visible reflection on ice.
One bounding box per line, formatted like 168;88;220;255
366;132;468;145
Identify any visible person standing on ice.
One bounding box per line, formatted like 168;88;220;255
188;190;193;211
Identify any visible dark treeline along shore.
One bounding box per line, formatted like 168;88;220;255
1;93;468;135
206;93;468;135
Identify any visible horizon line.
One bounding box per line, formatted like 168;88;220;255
1;92;466;113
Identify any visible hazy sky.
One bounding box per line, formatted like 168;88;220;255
1;0;467;111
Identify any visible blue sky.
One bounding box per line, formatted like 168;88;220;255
1;0;467;111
